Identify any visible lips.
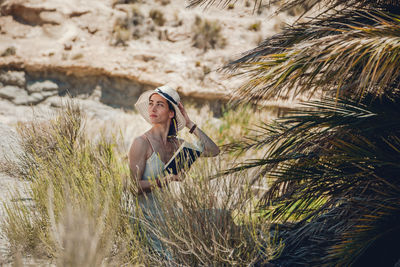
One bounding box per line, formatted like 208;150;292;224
150;114;157;118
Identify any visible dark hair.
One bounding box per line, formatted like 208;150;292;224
167;101;177;137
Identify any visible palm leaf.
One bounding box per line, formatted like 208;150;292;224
229;11;400;103
233;96;400;266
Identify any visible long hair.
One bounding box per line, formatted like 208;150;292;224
167;101;177;137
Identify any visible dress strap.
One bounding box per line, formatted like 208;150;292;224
143;133;156;154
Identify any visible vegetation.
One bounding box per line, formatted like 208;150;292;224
112;16;133;46
188;0;400;266
1;46;16;57
112;5;159;45
2;102;136;264
192;16;226;51
248;21;261;31
149;9;166;26
1;101;281;265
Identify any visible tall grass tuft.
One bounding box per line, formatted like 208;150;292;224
128;157;282;266
2;100;140;264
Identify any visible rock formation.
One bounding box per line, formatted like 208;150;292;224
0;0;295;122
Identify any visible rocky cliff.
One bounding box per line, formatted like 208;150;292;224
0;0;295;121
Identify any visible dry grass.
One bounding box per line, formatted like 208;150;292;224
129;162;283;266
1;46;16;57
192;16;227;51
248;21;261;31
149;9;166;27
1;101;139;265
1;100;280;265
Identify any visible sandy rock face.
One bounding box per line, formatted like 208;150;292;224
0;122;22;164
0;0;292;112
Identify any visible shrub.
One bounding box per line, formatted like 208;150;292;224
112;0;143;6
248;21;261;31
112;17;132;46
1;101;279;265
129;159;283;266
1;46;16;57
192;16;226;51
149;9;165;26
111;6;145;45
71;53;83;60
131;6;145;26
1;101;139;264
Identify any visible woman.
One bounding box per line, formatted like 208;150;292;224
128;85;219;257
129;85;220;194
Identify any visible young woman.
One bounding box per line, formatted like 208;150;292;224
128;85;220;258
129;85;220;193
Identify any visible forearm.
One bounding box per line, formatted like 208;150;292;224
188;122;220;157
137;179;155;194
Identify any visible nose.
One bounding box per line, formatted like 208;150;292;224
149;104;156;113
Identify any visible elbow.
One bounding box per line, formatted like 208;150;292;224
212;146;220;157
202;145;220;157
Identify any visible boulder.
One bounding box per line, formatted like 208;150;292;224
13;90;57;105
0;0;58;26
0;85;26;101
27;80;59;93
0;70;26;87
0;85;57;105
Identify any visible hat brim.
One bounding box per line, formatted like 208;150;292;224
135;90;186;131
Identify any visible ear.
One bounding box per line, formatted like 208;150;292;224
169;110;175;119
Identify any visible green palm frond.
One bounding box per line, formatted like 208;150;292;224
227;96;400;266
231;11;400;103
228;10;381;67
187;0;399;16
270;0;400;14
187;0;400;265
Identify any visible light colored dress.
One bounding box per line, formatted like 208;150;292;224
137;134;168;214
135;134;204;258
136;134;176;258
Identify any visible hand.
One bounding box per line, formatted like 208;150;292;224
178;103;195;129
167;174;181;182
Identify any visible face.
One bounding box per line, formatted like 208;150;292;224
148;93;174;124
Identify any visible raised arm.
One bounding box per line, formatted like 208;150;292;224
177;103;220;157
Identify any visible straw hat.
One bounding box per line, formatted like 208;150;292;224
135;85;186;131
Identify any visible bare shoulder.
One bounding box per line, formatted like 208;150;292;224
129;135;150;156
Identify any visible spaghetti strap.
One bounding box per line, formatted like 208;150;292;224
143;133;156;154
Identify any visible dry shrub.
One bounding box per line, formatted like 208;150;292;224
112;16;133;46
149;9;165;26
51;198;115;266
1;46;16;57
129;158;282;266
2;100;279;265
111;6;145;45
192;16;226;51
8;101;83;178
1;100;140;265
112;0;143;6
156;0;170;6
248;21;261;31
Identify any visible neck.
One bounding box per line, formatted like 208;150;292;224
149;123;170;145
